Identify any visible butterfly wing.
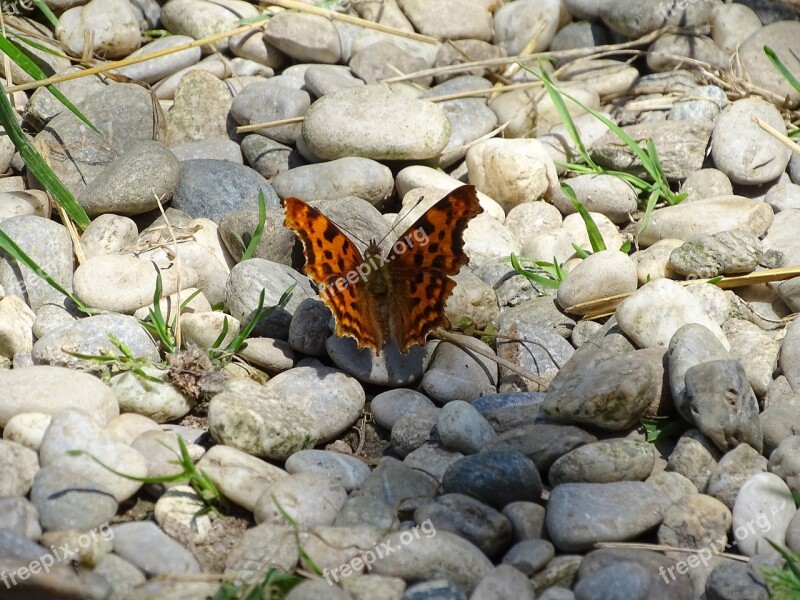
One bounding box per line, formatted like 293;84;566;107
385;185;483;352
284;197;384;351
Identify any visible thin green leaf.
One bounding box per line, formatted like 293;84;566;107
240;190;266;261
510;253;560;289
67;449;190;484
572;243;590;259
619;239;631;253
30;0;59;28
0;88;90;230
562;183;606;252
636;189;660;240
0;35;100;134
764;45;800;95
706;276;723;285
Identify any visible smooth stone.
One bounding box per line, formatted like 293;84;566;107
552;174;638;224
285;449;370;492
763;210;800;268
169;159;280;222
404;444;464;484
390;407;440;458
230;79;310;145
493;0;561;54
73;254;196;314
0;216;73;311
711;3;762;55
684;360;763;453
253;472;347;529
669;84;727;122
638;196;774;246
542;345;657;431
299;524;384;577
0;295;34;357
713;98;791;184
25;68;110;127
648;33;728;72
471;392;547;434
225;258;316;339
779;317;800;392
123;580;219;600
32;84;159;196
549;439;655;486
732;472;796;558
2;412;52;451
668;230;762;278
546;482;669;552
164;71;235;148
599;0;713;37
350;458;439;515
0;439;38;496
658;493;731;551
31;313;160;370
58;0;140;59
240;135;305;180
196;444;287;513
264;12;341;63
178;311;240;350
436;97;498;168
557;251;638;310
369;388;436;431
271;157;394;208
264;363;365;441
0;190;48;221
680;168;733;202
723;320;780;399
111;521;201;575
735;21;800;108
208;378;322;461
502;538;555;576
466;138;559;212
592;121;712;181
160;0;259;53
93;553;146;599
421;337;498;403
236;337;295;373
708;443;767;510
77;141;180;217
666;431;721;493
647;471;697;506
397;0;492;40
153;485;211;545
483;423;597;472
79;213;138;259
574;562;650;600
436;400;496;455
30;466;118;531
0;366;118;427
415;493;511;558
39;408;147;502
502;501;546;542
113;35;200;83
760;403;800;457
224;522;299;583
616;278;729;350
442;451;542;508
372;530;493;595
219;205;296;265
0;497;41;540
302;83;451;161
705;562;769;600
334;495;396;532
350;40;431;86
303;64;364;96
562;211;625;253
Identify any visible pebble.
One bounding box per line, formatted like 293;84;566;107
546;482;669;552
154;485;212;545
557;250;638;310
403;444;464;483
548;439;655;486
731;472;796;559
502;539;555;576
707;443;767;509
302;83;451;161
421;337;498;403
668;230;762;278
390;406;439;458
0;367;118;427
667;431;721;493
224;523;299;583
0;496;41;540
57;0;140;59
484;423;597;472
352;458;438;515
436;400;496;454
372;530;493;595
30;466;118;531
371;388;436;431
111;521;201;575
0;439;38;496
253;472;347;529
468;564;536;600
285;449;371;492
414;493;511;558
658;493;731;551
39;408;147;502
442;450;542;508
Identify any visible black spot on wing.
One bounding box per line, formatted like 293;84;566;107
323;224;338;243
323;249;333;261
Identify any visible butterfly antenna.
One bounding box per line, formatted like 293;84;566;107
375;194;427;248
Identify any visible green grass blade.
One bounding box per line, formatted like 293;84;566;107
240;190;266;262
510;253;560;289
562;183;606;252
536;67;598;169
0;88;90;230
764;45;800;95
0;34;100;135
30;0;59;28
636;188;660;240
66;449;189;484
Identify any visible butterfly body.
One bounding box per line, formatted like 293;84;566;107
284;185;483;355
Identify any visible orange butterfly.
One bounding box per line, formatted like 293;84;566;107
284;185;483;355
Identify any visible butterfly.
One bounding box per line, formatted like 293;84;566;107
284;185;483;355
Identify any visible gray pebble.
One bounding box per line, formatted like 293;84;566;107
111;521;200;576
285;449;370;491
437;400;496;455
31;466;118;531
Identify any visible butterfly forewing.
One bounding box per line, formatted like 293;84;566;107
284;197;383;350
386;185;483;351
